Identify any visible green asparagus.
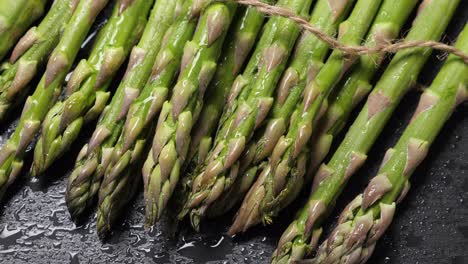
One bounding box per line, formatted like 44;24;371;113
142;1;237;227
0;0;109;201
207;0;356;218
66;0;180;221
230;0;383;235
100;0;214;229
272;0;419;262
0;0;47;61
313;22;468;264
0;0;75;121
184;0;316;230
95;0;211;235
31;0;153;177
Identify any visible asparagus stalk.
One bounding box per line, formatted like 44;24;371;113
272;0;419;262
0;0;47;61
183;0;315;230
98;0;214;230
230;0;383;235
146;3;274;216
0;0;109;201
207;0;356;218
186;2;275;179
30;0;153;177
66;0;181;221
142;1;238;227
96;0;213;235
0;0;75;121
313;23;468;264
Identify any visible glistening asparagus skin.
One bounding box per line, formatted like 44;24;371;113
313;23;468;264
272;0;419;262
31;0;153;177
66;0;179;222
0;0;46;61
184;0;315;230
0;0;75;121
207;0;356;218
186;2;275;182
0;0;109;201
230;0;383;235
142;2;238;226
102;0;209;228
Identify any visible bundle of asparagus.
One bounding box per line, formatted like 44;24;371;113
272;0;420;261
0;0;109;201
142;1;238;227
183;0;316;230
0;0;464;256
66;0;181;222
313;21;468;264
207;0;357;218
31;0;154;176
230;0;383;235
273;0;459;262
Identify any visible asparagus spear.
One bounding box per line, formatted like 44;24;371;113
31;0;154;177
313;23;468;264
230;0;383;235
207;0;356;218
66;0;181;220
184;0;315;230
0;0;75;121
142;1;238;227
0;0;109;201
0;0;47;61
96;0;212;235
272;0;419;262
186;2;276;179
97;0;214;231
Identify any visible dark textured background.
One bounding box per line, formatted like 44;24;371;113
0;2;467;264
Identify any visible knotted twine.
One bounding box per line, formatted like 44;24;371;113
233;0;468;64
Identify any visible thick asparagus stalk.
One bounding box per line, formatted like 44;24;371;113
230;0;383;235
272;0;419;262
66;0;181;221
0;0;109;201
207;0;356;218
313;23;468;264
0;0;75;121
142;1;238;227
99;0;214;230
31;0;154;176
184;0;315;230
0;0;47;61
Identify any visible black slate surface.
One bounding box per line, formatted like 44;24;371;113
0;2;467;264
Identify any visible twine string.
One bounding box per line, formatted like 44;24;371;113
234;0;468;64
